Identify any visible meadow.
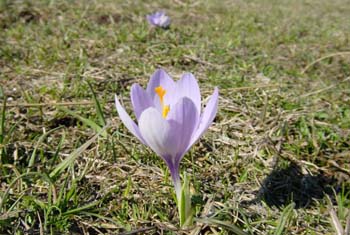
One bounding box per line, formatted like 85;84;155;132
0;0;350;234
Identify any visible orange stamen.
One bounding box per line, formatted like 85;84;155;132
155;86;166;105
155;86;170;118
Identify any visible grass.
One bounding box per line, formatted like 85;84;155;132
1;0;350;234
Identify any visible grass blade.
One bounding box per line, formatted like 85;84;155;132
0;98;7;167
196;218;248;235
58;106;107;138
48;132;66;172
0;97;5;145
49;124;108;179
27;126;63;172
274;202;295;235
329;205;345;235
61;200;99;216
87;81;106;126
0;172;44;212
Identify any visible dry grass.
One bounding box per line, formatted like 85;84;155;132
1;0;350;234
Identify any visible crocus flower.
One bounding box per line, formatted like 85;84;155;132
115;68;218;206
146;11;171;28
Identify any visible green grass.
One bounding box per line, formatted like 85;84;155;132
1;0;350;234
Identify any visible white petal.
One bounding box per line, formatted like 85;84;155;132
167;97;199;157
139;108;179;158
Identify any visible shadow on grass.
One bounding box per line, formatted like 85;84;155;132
257;163;335;209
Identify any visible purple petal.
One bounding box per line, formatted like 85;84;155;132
138;97;198;161
115;95;146;145
146;15;154;25
146;69;176;110
176;72;201;114
146;11;170;28
147;14;157;25
167;97;199;158
138;98;198;199
130;84;154;120
189;87;219;147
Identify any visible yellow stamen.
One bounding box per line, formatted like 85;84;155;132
155;86;170;118
155;86;166;105
162;105;170;118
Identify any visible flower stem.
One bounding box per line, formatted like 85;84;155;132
165;159;193;227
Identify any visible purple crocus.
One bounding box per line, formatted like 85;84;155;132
115;69;218;199
146;11;170;28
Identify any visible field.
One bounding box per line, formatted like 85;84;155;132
1;0;350;234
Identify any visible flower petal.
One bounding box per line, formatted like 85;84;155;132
146;69;176;110
146;15;155;25
161;17;170;28
176;72;201;114
130;84;154;120
138;108;178;157
167;97;199;157
115;95;146;145
189;87;219;147
147;11;170;28
139;97;198;162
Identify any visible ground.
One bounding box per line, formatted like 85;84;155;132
0;0;350;234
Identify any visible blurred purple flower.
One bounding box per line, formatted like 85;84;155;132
115;69;218;199
146;11;170;28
